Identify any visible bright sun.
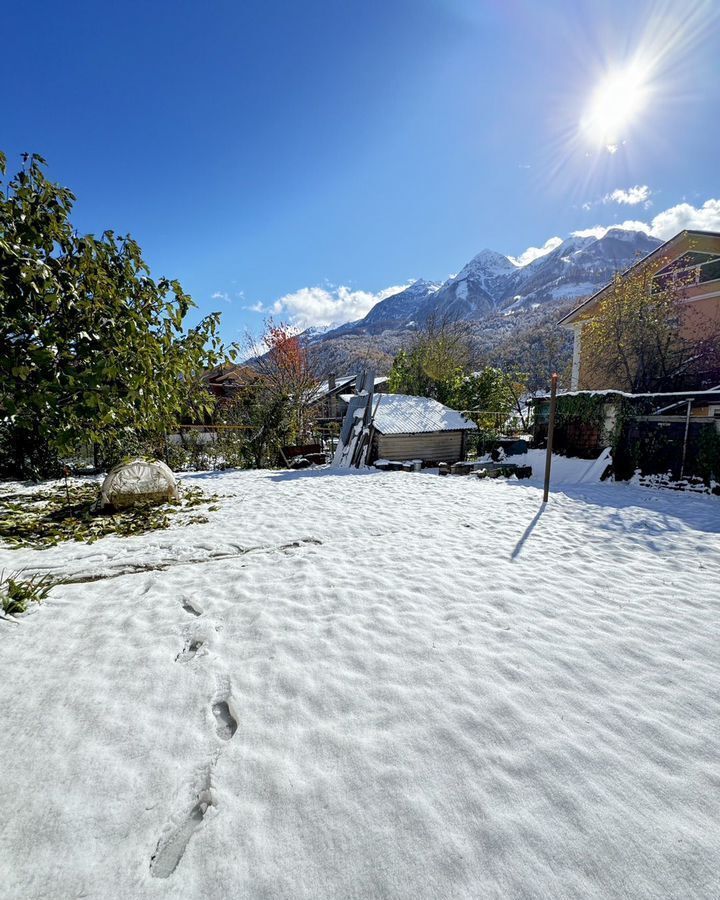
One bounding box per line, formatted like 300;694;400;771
581;66;649;152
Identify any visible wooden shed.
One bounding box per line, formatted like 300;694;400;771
362;394;477;465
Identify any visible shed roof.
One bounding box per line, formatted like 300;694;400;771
367;394;477;435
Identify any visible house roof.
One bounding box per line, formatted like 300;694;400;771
558;229;720;326
203;363;259;386
310;375;388;402
530;388;720;404
368;394;477;435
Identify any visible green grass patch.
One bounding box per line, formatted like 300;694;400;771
1;570;57;615
0;482;219;550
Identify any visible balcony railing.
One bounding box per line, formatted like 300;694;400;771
652;256;720;294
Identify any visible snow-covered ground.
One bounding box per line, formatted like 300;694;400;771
2;465;719;899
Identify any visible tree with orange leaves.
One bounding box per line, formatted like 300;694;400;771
246;319;319;443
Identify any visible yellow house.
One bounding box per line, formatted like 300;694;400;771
559;229;720;390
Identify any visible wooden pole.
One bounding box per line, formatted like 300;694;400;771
543;372;558;503
679;398;692;479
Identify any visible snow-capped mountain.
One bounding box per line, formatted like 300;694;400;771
500;228;661;313
415;249;516;323
321;279;440;338
318;228;661;343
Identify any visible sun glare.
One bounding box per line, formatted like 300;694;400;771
581;65;650;153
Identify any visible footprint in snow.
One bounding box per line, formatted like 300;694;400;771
180;598;203;617
150;767;216;878
175;637;206;663
212;678;238;741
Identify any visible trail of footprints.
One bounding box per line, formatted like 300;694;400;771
149;597;238;879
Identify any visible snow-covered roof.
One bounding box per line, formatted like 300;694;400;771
368;394;477;435
310;375;388;402
532;388;720;402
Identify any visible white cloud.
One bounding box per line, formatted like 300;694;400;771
509;237;563;267
604;185;651;206
211;291;232;304
572;198;720;243
648;199;720;240
249;283;410;330
572;221;650;239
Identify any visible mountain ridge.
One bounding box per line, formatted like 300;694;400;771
311;228;661;347
288;228;663;382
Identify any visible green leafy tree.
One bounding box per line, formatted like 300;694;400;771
450;366;527;432
0;152;233;477
452;366;523;411
387;316;471;405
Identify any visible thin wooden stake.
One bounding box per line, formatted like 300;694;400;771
542;373;558;503
679;398;692;479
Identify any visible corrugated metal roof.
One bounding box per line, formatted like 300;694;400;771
369;394;477;435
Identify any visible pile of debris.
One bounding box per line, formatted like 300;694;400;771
439;443;532;480
631;470;720;496
281;444;328;470
439;460;532;479
374;459;423;473
332;370;381;468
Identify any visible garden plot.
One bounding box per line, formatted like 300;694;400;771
1;467;719;900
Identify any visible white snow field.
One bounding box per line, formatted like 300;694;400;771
1;465;720;900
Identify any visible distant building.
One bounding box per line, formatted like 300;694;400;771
202;364;259;398
559;230;720;390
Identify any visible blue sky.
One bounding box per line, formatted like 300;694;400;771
3;0;719;340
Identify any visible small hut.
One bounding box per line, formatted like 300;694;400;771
363;394;477;465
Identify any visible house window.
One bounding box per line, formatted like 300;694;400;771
652;251;720;294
